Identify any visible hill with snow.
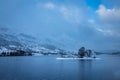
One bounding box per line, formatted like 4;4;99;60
0;26;64;55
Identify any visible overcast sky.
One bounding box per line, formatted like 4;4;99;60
0;0;120;51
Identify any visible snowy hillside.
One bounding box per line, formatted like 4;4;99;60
0;26;65;55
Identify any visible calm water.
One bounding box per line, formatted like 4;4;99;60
0;55;120;80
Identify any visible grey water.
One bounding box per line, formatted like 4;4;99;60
0;55;120;80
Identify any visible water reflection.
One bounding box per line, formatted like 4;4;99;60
0;55;120;80
77;60;93;80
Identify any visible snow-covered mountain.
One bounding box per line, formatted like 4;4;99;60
0;26;63;55
0;27;22;47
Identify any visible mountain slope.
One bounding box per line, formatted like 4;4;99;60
0;26;62;54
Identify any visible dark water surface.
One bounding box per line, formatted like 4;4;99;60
0;55;120;80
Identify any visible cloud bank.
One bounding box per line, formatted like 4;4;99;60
0;0;120;51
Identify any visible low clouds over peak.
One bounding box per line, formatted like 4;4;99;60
0;0;120;51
